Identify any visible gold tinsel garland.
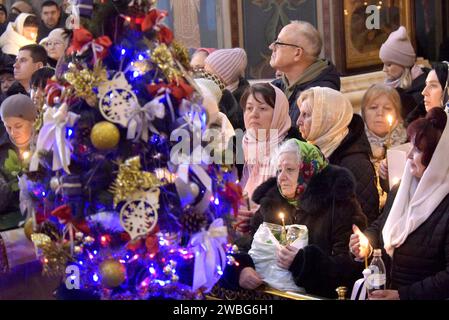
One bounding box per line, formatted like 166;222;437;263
151;44;181;81
109;156;167;207
171;41;190;71
31;233;73;276
64;62;108;106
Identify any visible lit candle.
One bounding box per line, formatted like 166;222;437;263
279;212;287;244
279;212;285;229
386;115;394;149
359;236;370;269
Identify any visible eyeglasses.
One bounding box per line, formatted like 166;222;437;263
270;41;302;50
45;41;64;47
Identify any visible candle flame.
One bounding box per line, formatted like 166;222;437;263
279;212;285;220
387;115;394;127
22;151;31;160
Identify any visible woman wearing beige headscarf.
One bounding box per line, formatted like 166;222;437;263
297;87;379;224
235;83;295;234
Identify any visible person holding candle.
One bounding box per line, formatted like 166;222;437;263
222;139;367;298
0;94;37;228
349;108;449;300
297;87;379;224
0;13;39;57
361;84;408;207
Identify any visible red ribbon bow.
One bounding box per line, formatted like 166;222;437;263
51;205;90;234
66;28;112;61
141;9;174;44
147;78;194;101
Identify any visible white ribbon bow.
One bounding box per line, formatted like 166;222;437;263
18;175;34;217
29;104;80;174
189;218;228;292
127;97;166;142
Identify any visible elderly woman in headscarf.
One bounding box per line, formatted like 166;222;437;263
297;87;379;224
40;28;69;68
235;83;297;234
0;13;38;57
350;107;449;300
222;139;367;298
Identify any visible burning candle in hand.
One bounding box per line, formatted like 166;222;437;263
359;234;370;269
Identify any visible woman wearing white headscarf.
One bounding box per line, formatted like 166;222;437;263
297;87;379;223
0;13;38;56
350;108;449;300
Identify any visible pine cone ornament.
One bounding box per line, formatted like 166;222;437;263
180;210;207;234
39;221;62;242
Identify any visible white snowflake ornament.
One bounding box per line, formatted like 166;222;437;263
97;72;139;127
120;188;160;240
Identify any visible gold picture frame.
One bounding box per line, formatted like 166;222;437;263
343;0;413;70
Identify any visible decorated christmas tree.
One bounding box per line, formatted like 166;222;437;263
22;0;241;300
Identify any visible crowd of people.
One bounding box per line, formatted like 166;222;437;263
0;1;448;300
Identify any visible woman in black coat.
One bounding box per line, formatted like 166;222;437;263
297;87;379;224
350;108;449;300
224;139;367;298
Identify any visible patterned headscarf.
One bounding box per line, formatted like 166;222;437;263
278;139;328;207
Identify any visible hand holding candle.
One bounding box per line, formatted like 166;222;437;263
350;225;371;269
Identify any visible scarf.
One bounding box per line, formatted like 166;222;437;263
384;64;425;89
282;59;329;100
242;84;291;198
305;87;353;158
382;112;449;257
278;139;328;207
365;122;408;163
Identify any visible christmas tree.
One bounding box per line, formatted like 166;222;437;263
22;0;241;300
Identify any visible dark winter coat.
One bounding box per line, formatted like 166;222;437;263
396;68;429;121
328;114;380;224
219;89;244;131
272;60;341;126
364;185;449;300
222;165;368;298
232;77;250;106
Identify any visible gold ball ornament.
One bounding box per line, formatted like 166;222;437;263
24;218;35;241
99;259;127;288
90;122;120;150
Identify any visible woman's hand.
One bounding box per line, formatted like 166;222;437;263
277;245;300;270
234;206;256;234
349;225;371;260
239;267;263;290
379;159;389;181
369;290;400;300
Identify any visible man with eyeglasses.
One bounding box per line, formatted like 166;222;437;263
270;21;341;127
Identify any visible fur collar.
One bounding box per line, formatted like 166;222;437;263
252;165;356;214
